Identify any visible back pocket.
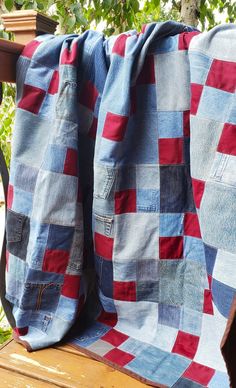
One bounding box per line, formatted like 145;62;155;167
6;209;30;260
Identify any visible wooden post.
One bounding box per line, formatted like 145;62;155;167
2;10;58;45
0;10;58;82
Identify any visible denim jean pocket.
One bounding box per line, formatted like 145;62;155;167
94;212;114;238
6;209;30;260
94;165;116;200
20;282;62;312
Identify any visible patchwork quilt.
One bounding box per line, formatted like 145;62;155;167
4;20;236;387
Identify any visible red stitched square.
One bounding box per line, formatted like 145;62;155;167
159;236;183;260
178;32;200;50
88;117;98;140
48;70;59;95
94;232;114;260
115;189;136;214
191;84;203;115
203;289;214;315
102;112;129;142
18;84;46;114
183;362;215;385
104;348;134;366
62;274;80;299
79;80;99;111
183;110;190;137
7;184;13;209
43;249;69;274
192;178;205;209
112;34;129;57
113;281;136;301
172;331;199;359
217;123;236;155
22;40;41;58
136;55;155;84
159;138;183;165
206;59;236;93
97;311;118;327
184;213;201;238
63;148;78;176
101;329;129;347
60;44;77;65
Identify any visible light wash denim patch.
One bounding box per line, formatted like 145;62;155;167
197;86;233;123
189;51;212;84
157;111;183;138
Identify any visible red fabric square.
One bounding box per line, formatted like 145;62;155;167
22;40;41;58
13;326;29;336
203;289;214;315
79;80;99;111
63;148;78;176
183;362;215;385
183;110;190;137
112;34;129;57
217;123;236;155
206;59;236;93
42;249;69;274
60;43;78;65
192;178;205;209
62;274;80;299
159;138;183;165
113;281;136;301
178;32;200;50
18;84;46;114
101;329;129;347
172;331;199;359
102;112;129;142
7;184;13;209
104;348;134;366
184;213;201;238
115;189;136;214
136;55;155;84
208;274;213;289
88;117;98;139
97;311;118;327
159;236;183;260
94;232;114;260
48;70;59;95
191;84;203;115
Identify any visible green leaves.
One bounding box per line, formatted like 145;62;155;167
5;0;14;11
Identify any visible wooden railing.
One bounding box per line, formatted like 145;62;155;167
0;10;57;327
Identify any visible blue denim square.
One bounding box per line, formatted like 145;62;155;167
137;189;160;212
158;111;183;138
113;259;136;281
95;256;113;298
189;52;212;84
212;278;235;318
42;144;66;173
70;321;110;348
208;371;230;388
151;35;178;53
204;243;217;276
160;213;183;236
158;303;181;328
180;307;202;336
12;187;33;217
47;224;74;250
184;236;205;264
126;347;190;386
55;295;79;321
198;86;233;122
136;84;157;113
29;221;49;269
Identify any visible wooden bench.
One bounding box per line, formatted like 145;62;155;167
0;11;148;387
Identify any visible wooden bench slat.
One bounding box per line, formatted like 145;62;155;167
0;367;54;387
0;340;148;387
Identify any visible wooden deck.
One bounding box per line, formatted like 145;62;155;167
0;338;148;387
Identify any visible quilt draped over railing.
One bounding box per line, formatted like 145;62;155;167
4;20;236;387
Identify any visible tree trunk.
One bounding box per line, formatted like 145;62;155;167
181;0;200;27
